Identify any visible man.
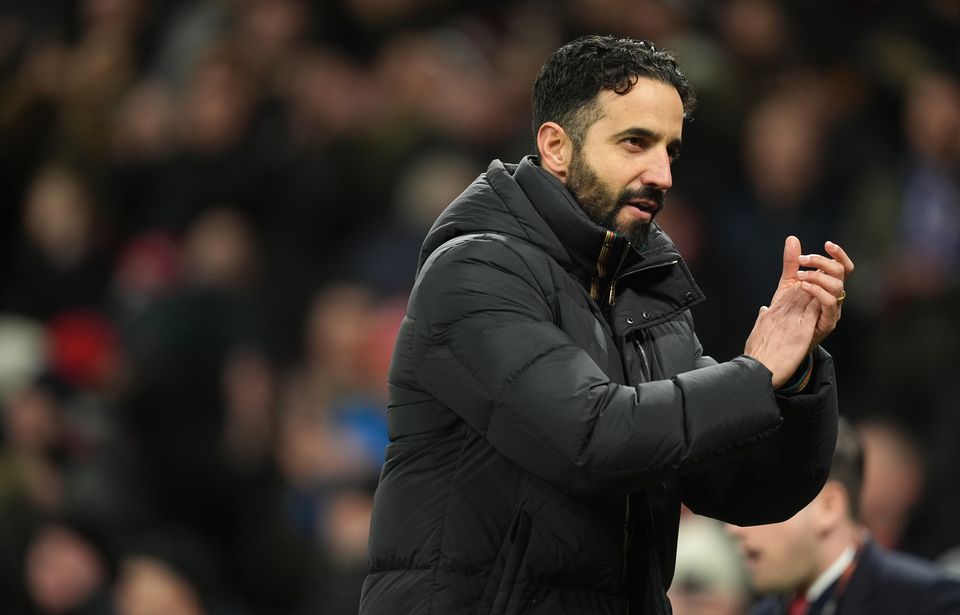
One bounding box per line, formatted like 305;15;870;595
361;35;853;614
728;419;960;614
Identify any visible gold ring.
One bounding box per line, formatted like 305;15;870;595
837;289;846;307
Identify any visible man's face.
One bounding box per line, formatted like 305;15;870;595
726;507;820;594
565;77;683;247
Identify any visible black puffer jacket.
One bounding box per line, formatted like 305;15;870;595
361;156;838;615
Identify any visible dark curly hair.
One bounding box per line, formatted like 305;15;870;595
532;35;696;147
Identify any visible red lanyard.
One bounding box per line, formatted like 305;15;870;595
788;540;863;615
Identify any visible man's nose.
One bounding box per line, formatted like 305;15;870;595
641;150;673;191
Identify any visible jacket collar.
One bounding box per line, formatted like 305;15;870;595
511;156;681;303
421;155;693;308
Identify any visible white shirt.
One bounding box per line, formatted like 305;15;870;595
806;545;857;604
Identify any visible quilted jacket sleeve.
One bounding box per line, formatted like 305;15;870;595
411;236;789;497
680;339;839;525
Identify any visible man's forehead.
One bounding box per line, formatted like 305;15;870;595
591;79;684;133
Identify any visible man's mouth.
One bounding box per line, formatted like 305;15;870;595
621;198;660;222
625;198;660;213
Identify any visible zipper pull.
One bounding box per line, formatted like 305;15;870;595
608;244;630;307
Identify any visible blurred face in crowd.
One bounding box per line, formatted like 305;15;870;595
181;54;253;152
26;524;107;613
904;72;960;164
114;556;204;615
182;208;258;290
719;0;786;64
24;168;94;267
557;78;683;247
727;482;851;594
858;420;923;548
726;504;821;593
744;94;822;207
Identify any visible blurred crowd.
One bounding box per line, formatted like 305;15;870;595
0;0;956;614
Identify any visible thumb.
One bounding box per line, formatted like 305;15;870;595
781;235;802;281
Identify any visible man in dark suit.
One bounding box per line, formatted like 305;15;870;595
728;418;960;615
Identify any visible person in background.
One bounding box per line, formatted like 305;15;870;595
727;418;960;615
669;513;751;615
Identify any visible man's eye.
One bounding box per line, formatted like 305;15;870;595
624;137;646;148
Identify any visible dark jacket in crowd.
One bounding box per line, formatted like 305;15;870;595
360;156;839;615
749;538;960;615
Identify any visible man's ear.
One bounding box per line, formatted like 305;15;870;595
537;122;574;182
813;481;850;536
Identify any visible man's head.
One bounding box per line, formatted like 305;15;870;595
532;35;696;247
727;419;864;594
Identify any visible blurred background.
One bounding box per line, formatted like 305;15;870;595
0;0;956;613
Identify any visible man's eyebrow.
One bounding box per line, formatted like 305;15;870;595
613;126;658;140
613;127;683;154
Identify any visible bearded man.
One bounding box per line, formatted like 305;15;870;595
360;35;854;615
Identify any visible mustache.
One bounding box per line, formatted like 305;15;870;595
618;186;665;211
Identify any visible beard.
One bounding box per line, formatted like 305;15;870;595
567;150;664;249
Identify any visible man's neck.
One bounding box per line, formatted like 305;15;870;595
804;544;856;603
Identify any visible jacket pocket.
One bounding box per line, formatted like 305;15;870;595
477;508;534;615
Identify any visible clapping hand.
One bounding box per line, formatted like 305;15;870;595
744;236;854;387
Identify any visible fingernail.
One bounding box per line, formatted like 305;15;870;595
797;270;807;279
826;241;837;249
799;255;810;263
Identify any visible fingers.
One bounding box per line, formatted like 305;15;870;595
781;235;802;281
798;241;855;280
825;241;855;276
798;253;844;277
796;268;843;296
800;279;840;315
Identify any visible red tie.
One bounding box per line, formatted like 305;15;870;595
787;595;808;615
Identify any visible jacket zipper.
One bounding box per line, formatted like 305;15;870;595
622;494;632;587
617;258;678;282
618;259;675;614
621;332;652;613
607;247;631;307
633;336;651;382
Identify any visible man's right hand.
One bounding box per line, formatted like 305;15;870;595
744;236;820;388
